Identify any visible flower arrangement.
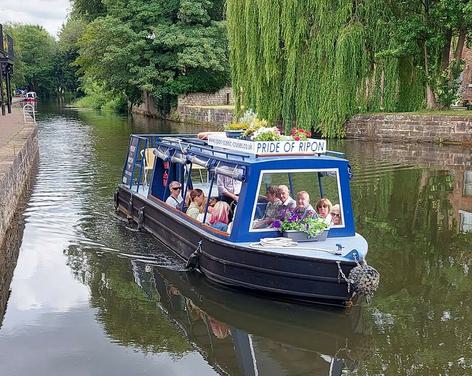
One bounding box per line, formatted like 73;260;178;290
238;109;258;125
251;126;282;141
242;117;269;139
290;128;312;141
225;109;264;133
224;122;248;131
225;112;314;142
272;209;328;237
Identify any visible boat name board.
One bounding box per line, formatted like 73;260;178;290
207;136;326;156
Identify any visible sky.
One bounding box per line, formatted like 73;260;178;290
0;0;71;37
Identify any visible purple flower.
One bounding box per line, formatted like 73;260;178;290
288;213;298;222
272;220;281;229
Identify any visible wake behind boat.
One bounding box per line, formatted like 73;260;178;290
115;133;379;306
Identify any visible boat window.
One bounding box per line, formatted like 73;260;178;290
249;169;345;231
177;166;234;235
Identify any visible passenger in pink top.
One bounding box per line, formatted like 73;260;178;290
209;201;230;231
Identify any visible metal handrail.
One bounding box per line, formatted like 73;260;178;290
22;103;36;124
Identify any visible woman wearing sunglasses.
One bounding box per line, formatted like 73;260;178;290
165;181;183;208
315;198;333;225
330;204;342;226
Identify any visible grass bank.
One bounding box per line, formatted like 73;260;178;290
73;90;128;113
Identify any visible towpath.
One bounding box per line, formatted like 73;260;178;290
0;105;25;148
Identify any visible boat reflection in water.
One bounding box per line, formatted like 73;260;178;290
131;260;373;376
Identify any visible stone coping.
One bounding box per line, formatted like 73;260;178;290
351;113;472;121
346;113;472;144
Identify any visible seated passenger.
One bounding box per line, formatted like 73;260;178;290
294;191;316;219
330;204;342;225
207;197;218;214
277;185;296;210
165;181;183;208
186;189;206;219
275;185;296;220
209;201;230;231
195;197;218;224
253;186;281;229
315;198;333;225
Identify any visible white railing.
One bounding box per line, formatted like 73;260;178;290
23;103;36;125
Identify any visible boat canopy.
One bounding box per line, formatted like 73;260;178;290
121;134;355;242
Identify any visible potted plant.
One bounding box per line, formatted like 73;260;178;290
272;209;329;242
224;122;248;138
224;109;257;138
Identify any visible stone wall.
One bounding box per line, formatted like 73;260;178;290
132;92;159;117
0;120;38;247
131;88;235;124
346;114;472;144
177;106;233;126
178;86;233;107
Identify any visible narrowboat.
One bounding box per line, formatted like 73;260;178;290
115;133;379;306
23;91;37;102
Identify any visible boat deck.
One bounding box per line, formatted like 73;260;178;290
240;234;367;262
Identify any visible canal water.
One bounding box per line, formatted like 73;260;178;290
1;102;471;375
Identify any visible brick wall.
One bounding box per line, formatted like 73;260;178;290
178;86;233;107
346;114;472;144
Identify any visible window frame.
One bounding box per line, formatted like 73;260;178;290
248;168;345;232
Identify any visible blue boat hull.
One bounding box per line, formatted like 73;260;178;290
116;186;357;306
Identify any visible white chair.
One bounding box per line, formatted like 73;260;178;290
192;163;206;183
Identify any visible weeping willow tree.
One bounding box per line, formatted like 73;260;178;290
226;0;424;137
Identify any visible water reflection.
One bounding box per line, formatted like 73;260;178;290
1;104;472;375
91;255;372;376
0;161;37;327
335;140;472;375
0;212;25;327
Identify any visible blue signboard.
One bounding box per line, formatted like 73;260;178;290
122;136;139;187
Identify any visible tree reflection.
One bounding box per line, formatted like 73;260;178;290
344;142;472;375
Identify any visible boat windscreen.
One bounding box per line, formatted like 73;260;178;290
249;169;345;232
